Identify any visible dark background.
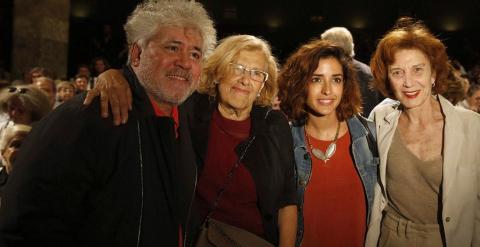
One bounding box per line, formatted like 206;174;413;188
2;0;480;78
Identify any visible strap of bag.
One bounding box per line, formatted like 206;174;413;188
357;115;378;158
205;135;256;219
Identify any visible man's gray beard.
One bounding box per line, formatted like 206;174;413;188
147;81;195;106
137;74;195;106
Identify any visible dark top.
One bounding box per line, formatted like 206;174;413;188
196;110;264;237
0;66;194;247
180;93;297;246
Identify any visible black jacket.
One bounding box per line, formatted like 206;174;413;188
179;93;297;246
0;67;193;247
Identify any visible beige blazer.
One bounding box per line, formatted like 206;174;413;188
365;95;480;247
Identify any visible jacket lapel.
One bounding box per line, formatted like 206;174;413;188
188;94;215;168
377;106;401;195
438;96;462;203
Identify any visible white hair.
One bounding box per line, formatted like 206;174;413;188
124;0;216;62
321;27;355;58
0;124;31;153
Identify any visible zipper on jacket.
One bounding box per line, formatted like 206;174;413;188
136;121;144;247
183;156;197;247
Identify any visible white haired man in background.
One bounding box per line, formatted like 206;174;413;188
321;27;382;116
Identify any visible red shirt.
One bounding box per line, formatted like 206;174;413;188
302;131;366;247
196;110;264;236
149;96;179;137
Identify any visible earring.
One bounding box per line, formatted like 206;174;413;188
213;80;219;84
432;80;436;88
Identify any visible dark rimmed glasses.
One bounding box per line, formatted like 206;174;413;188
229;63;269;83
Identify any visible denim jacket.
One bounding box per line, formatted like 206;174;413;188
292;116;379;246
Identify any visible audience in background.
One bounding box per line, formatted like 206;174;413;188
33;76;57;107
0;124;32;204
443;63;467;105
73;74;90;93
0;85;52;126
26;67;53;84
0;124;31;175
458;83;480;113
56;81;76;105
91;57;110;78
76;64;91;78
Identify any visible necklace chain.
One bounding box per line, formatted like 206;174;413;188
304;121;341;164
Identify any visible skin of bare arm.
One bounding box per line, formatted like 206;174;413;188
278;205;297;247
83;69;132;125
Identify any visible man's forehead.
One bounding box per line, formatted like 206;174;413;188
152;26;203;47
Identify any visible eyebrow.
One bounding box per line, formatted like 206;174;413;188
170;40;202;53
390;63;426;69
311;73;343;77
412;63;426;67
232;62;266;71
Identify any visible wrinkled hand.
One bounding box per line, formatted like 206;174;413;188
83;69;132;125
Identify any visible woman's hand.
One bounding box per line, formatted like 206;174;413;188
278;205;297;247
83;69;132;125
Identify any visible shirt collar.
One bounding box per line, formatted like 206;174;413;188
148;96;179;130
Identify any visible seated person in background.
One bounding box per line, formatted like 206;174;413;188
76;64;91;78
25;67;53;84
74;74;90;94
56;81;76;104
33;76;57;107
442;64;467;105
0;124;31;203
0;85;52;125
457;83;480;113
91;57;110;78
0;124;31;176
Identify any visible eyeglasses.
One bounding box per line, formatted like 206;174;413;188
8;87;29;94
229;63;269;83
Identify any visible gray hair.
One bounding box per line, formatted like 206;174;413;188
0;124;31;153
124;0;216;62
321;27;355;58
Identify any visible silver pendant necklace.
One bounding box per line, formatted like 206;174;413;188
304;121;341;164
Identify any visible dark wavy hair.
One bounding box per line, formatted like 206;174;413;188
278;39;361;123
370;17;449;99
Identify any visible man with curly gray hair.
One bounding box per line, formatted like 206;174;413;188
0;1;216;246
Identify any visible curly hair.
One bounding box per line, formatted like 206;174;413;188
370;17;449;99
124;0;216;63
278;39;361;123
197;34;279;106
